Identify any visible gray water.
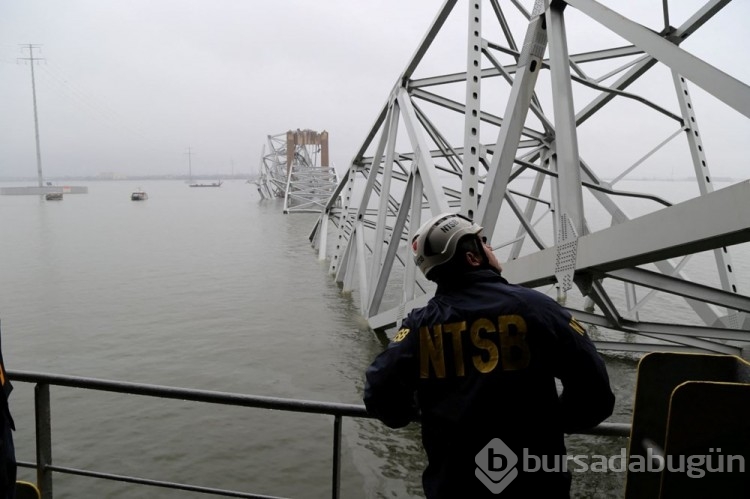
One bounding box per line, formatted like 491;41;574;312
0;179;699;498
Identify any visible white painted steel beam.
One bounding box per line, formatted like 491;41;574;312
410;45;645;88
572;310;744;355
461;0;483;219
573;1;730;126
367;103;399;309
368;175;415;317
546;3;585;294
354;223;369;314
396;88;450;215
477;4;547;237
503;181;750;287
566;0;750;119
605;268;750;314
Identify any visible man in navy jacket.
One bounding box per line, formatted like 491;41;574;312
364;213;615;498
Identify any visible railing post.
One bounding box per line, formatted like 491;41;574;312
331;415;342;499
35;383;53;499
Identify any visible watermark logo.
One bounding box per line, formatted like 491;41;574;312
475;438;519;494
475;437;745;494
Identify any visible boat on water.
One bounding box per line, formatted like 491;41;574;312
44;192;63;201
131;191;148;201
189;181;222;188
184;147;222;188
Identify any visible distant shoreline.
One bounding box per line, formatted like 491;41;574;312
0;175;257;182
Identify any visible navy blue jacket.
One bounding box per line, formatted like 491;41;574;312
364;270;615;499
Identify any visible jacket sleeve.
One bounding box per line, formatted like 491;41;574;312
363;326;419;428
537;299;615;434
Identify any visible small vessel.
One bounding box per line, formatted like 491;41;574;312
131;191;148;201
185;147;222;187
45;192;63;201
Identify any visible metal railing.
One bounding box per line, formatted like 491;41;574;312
8;370;631;498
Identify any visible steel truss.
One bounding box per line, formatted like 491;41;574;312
310;0;750;356
255;130;338;214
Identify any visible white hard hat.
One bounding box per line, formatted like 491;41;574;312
411;212;483;277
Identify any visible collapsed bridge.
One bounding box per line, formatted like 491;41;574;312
309;0;750;357
255;129;338;214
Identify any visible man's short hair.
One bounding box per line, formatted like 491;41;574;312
426;234;484;283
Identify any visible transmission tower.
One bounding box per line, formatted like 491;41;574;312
18;44;45;187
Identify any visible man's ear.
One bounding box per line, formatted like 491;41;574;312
464;250;483;268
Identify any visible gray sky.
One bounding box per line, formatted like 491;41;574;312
1;0;748;180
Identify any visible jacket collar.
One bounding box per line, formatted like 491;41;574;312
435;268;509;294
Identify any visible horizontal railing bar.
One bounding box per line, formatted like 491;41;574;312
8;370;630;437
577;422;630;437
8;370;367;418
9;370;631;498
43;464;286;499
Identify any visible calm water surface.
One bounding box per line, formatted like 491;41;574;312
0;179;664;498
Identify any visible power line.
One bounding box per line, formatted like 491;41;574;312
38;62;159;146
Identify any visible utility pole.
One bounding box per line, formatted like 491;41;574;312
18;44;45;187
185;147;194;182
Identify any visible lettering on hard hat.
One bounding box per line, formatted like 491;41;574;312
440;218;459;232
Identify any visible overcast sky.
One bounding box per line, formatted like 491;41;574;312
0;0;748;180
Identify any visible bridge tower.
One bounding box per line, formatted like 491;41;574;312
255;129;338;214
